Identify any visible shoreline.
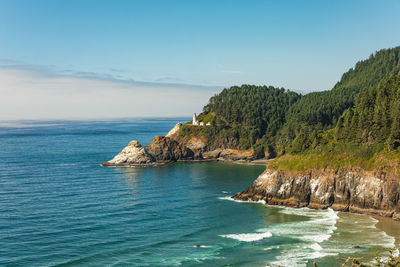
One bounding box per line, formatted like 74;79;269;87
374;215;400;247
102;122;399;223
102;157;271;167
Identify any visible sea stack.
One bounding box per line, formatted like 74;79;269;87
102;140;155;166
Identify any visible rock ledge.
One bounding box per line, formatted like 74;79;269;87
233;168;400;220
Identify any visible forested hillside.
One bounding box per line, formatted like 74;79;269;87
203;85;300;138
180;85;300;154
336;74;400;149
181;46;400;161
270;73;400;173
281;46;400;141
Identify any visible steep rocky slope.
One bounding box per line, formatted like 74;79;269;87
233;168;400;220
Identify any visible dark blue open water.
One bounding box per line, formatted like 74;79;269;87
0;119;397;266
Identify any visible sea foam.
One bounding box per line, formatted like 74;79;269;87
220;231;272;242
266;207;340;266
218;196;266;204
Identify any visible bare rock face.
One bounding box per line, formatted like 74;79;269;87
233;168;400;220
146;136;195;161
165;123;182;139
218;149;257;161
186;136;207;151
102;140;155;166
202;149;223;159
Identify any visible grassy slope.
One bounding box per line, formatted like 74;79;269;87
269;149;400;176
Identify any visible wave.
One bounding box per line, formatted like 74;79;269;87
221;195;397;265
261;207;339;243
309;243;323;251
218;196;266;204
263;208;340;266
270;249;338;267
268;211;398;266
220;231;272;242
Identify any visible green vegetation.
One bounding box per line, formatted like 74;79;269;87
203;85;300;139
269;150;400;176
274;74;400;173
336;74;400;149
183;46;400;170
196;112;214;123
182;85;300;152
281;47;400;141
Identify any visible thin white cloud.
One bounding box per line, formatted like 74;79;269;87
220;70;242;74
0;66;221;120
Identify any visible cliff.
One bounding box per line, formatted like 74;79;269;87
233;168;400;220
102;123;260;166
102;46;400;220
103;123;400;220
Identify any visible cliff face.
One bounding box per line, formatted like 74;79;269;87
233;168;400;220
146;136;195;162
102;122;259;166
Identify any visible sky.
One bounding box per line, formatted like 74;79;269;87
1;0;400;119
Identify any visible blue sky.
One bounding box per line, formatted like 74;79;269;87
1;0;400;119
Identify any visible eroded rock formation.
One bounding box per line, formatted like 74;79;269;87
146;136;195;161
102;140;155;166
233;168;400;220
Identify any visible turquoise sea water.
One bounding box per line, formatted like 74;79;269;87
0;119;397;266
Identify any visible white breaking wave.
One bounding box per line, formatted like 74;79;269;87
264;207;339;243
220;194;397;266
266;207;340;266
309;243;323;251
218;196;266;204
269;249;338;267
264;245;280;251
220;231;272;242
269;210;397;266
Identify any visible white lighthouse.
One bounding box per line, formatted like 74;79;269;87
192;113;199;125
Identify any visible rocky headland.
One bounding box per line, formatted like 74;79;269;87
103;122;400;220
102;122;261;167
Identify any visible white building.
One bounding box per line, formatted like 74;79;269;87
192;112;212;126
192;113;199;125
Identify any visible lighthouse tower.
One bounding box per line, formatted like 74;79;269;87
192;113;199;125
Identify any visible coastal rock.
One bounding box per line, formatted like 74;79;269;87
165;122;182;139
186;137;208;158
202;149;223;159
218;149;256;161
146;136;195;161
102;140;155;166
103;122;263;166
186;136;207;151
233;168;400;219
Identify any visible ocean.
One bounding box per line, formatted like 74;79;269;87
0;118;398;266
